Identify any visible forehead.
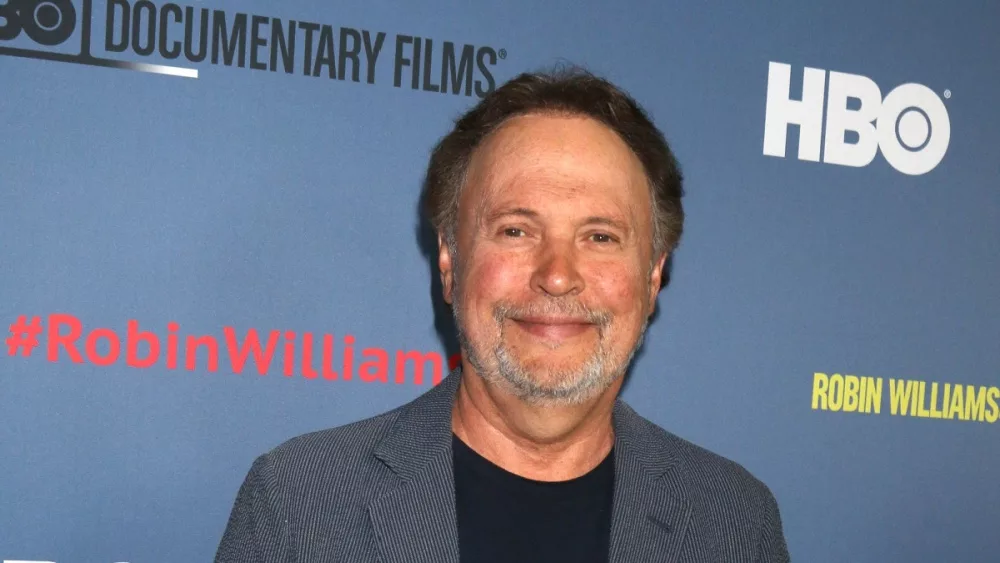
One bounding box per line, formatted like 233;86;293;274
462;113;650;213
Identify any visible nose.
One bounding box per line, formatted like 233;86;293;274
530;239;585;297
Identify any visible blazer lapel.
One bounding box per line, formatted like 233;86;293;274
367;371;463;563
608;401;693;563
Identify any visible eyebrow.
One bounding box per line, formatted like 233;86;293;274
484;208;630;233
484;207;539;223
581;215;630;233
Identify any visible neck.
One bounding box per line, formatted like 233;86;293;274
451;359;620;482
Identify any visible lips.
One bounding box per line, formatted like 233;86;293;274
510;316;595;340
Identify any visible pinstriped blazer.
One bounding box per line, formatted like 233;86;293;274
215;370;790;562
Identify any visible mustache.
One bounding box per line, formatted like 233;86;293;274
492;300;612;326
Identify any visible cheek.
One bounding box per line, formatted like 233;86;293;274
461;251;526;307
588;262;648;317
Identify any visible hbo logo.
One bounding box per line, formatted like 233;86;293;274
763;61;950;176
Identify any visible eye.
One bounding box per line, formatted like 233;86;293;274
590;233;618;244
503;227;526;238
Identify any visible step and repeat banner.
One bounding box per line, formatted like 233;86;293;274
2;0;997;561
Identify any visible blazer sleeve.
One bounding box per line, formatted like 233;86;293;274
215;453;295;563
755;486;791;563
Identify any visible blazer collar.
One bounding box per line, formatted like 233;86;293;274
609;399;694;561
367;370;463;563
371;367;461;479
367;369;692;563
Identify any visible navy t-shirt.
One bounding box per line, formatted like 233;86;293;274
453;433;614;563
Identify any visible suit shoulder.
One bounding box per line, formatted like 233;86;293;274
636;415;778;508
256;404;405;477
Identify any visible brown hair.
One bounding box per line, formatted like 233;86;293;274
422;65;684;259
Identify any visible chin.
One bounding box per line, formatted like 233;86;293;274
521;373;617;406
519;359;609;387
524;359;587;378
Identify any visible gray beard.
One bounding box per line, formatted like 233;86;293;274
451;276;649;407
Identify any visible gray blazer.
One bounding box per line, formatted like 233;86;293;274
216;371;790;562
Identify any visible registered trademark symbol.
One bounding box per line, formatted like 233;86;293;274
944;89;951;99
499;48;507;60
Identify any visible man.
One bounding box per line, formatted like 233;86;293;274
216;68;790;562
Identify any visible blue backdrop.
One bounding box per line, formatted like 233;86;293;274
2;0;998;561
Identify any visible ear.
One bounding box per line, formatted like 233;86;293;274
438;231;455;305
647;252;669;315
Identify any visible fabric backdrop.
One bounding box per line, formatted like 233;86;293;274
2;0;998;561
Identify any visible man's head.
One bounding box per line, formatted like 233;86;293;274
422;68;684;407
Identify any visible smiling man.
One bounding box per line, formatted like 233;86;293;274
216;68;790;563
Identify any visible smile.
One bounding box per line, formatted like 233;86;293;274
510;317;595;340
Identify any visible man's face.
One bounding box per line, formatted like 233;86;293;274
440;113;667;406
